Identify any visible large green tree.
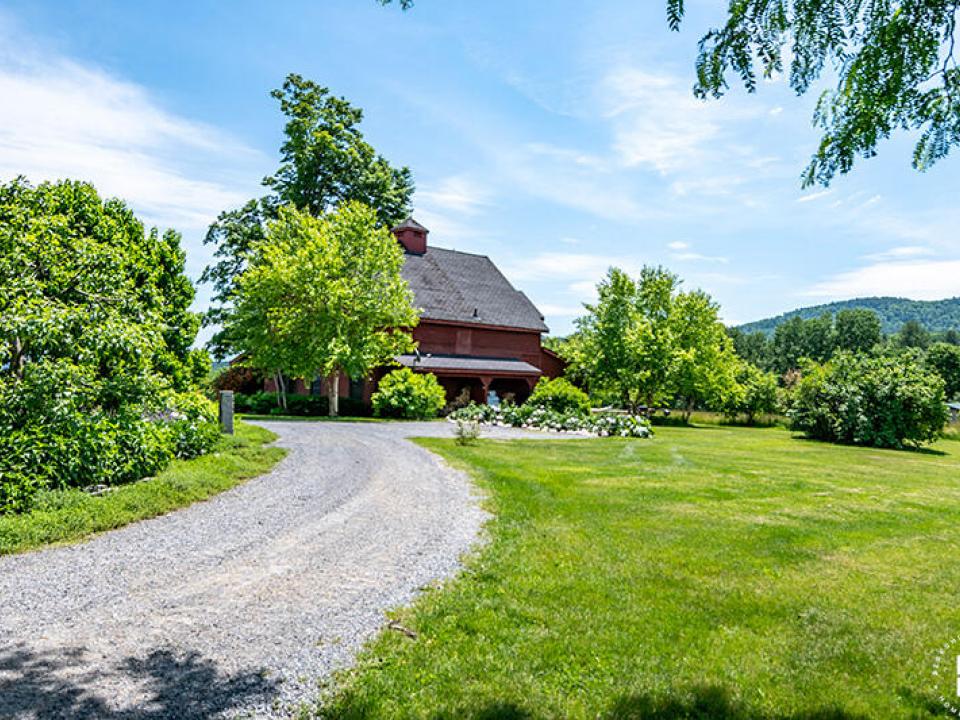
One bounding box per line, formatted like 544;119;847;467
897;319;932;348
667;0;960;184
202;74;414;358
723;361;781;424
0;178;214;511
727;327;772;370
927;341;960;398
834;308;883;354
670;289;741;419
771;313;835;374
230;202;418;416
576;266;738;414
576;267;677;411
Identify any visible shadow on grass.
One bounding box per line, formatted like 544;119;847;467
789;435;949;457
327;684;893;720
607;684;870;719
0;643;278;719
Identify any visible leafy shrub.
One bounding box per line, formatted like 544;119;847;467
586;412;654;438
372;369;446;419
234;391;326;416
0;179;219;514
448;403;652;438
927;342;960;400
210;365;263;394
723;363;782;425
789;352;947;449
158;391;221;459
339;396;372;418
453;419;482;446
526;377;591;415
234;391;282;415
448;402;498;423
233;390;371;417
285;394;330;416
0;388;224;514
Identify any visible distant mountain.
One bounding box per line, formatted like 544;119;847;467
738;297;960;336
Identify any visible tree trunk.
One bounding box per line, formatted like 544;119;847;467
276;371;288;410
327;372;340;417
10;336;24;379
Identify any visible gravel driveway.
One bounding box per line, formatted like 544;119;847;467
0;420;559;719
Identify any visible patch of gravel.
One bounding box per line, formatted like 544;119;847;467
0;420;562;719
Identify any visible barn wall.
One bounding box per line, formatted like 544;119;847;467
262;321;565;401
538;347;566;378
413;321;543;365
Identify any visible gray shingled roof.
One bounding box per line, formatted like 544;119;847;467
393;216;429;232
398;354;542;374
402;246;548;332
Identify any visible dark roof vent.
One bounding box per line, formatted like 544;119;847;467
472;308;479;318
391;216;428;255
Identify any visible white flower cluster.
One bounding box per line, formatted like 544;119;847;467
449;403;651;438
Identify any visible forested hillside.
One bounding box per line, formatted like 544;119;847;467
740;297;960;335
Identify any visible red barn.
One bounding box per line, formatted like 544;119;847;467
268;217;564;407
385;217;563;405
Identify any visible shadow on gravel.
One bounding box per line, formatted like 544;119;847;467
0;643;279;719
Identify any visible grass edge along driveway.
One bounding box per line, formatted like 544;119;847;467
0;421;285;556
313;425;960;719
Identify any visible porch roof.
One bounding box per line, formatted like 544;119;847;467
397;353;542;376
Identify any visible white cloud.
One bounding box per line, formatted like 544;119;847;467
805;260;960;300
667;240;727;264
0;19;265;237
601;68;719;173
413;175;494;243
536;302;586;317
863;245;936;262
524;142;607;170
504;252;622;282
672;251;729;264
492;143;650;222
797;189;832;203
600;67;762;174
415;175;491;216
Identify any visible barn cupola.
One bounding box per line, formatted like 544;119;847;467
391;216;429;255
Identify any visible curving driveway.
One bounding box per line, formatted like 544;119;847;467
0;421;556;719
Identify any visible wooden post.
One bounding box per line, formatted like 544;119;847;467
479;376;493;404
219;390;234;435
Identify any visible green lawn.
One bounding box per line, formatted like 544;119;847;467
316;425;960;719
0;421;285;555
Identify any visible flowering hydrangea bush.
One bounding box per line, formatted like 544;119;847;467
448;402;651;438
157;391;221;459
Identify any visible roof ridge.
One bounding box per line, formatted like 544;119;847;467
425;245;491;259
392;216;429;232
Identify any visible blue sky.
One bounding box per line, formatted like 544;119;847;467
2;0;960;339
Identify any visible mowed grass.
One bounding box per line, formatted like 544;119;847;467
0;421;285;555
317;426;960;719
